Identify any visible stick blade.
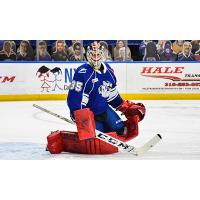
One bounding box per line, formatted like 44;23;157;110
136;134;162;156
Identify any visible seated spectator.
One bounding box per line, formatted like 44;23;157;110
194;53;200;61
3;40;16;52
160;41;177;61
16;40;34;61
139;40;152;57
191;40;200;54
143;41;160;61
11;41;16;51
172;40;184;54
68;40;85;56
194;44;200;60
157;40;167;55
99;41;112;61
36;41;51;61
114;40;132;61
52;40;68;61
0;40;4;49
178;41;194;61
68;42;86;61
0;40;16;61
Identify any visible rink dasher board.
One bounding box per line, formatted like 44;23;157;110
1;62;200;100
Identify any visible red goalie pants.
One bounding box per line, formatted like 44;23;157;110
47;130;119;154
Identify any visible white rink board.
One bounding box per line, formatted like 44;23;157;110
123;62;200;94
0;62;200;95
0;62;81;94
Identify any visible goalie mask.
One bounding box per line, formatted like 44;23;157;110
87;41;105;70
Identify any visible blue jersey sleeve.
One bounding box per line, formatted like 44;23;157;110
105;64;123;108
67;67;88;118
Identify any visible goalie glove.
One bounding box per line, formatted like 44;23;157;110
116;100;146;122
115;100;146;141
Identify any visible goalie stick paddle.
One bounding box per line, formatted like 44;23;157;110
33;104;162;156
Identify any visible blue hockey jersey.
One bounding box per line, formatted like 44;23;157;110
178;53;194;61
67;62;123;118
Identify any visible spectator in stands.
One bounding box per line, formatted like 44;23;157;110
99;41;112;61
0;40;16;61
172;40;184;54
52;40;68;61
36;41;51;61
160;41;177;61
68;40;85;56
157;40;167;55
139;40;152;57
143;41;160;61
51;40;68;54
0;40;4;49
191;40;200;54
0;40;16;52
114;40;132;61
68;42;86;61
194;52;200;61
178;41;194;61
16;40;34;61
194;43;200;60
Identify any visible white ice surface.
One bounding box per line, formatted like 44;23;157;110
0;100;200;160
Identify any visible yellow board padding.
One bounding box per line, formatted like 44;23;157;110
1;93;200;101
0;94;67;101
121;93;200;100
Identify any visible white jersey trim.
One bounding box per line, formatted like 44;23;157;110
81;70;94;109
106;66;116;83
107;87;119;102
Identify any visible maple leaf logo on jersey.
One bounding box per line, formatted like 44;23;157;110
98;81;112;98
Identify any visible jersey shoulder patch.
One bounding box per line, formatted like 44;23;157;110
78;68;87;73
76;63;93;74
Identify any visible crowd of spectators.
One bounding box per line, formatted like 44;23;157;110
139;40;200;61
0;40;35;61
0;40;200;62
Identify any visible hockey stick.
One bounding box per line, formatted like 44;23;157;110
33;104;162;156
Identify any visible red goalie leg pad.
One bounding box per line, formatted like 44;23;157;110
74;108;96;140
98;132;119;154
61;131;118;154
117;116;139;142
47;131;64;154
61;131;88;154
